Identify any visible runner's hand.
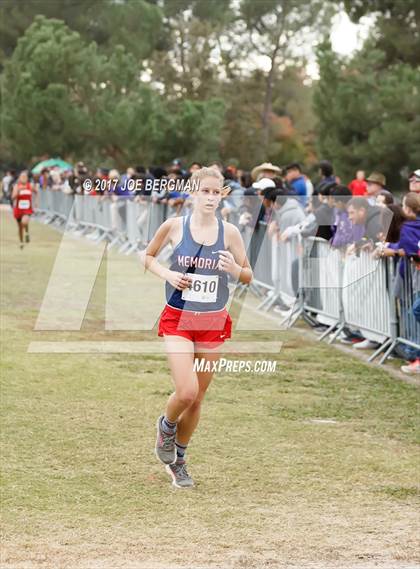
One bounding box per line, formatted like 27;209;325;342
166;270;193;290
217;250;237;274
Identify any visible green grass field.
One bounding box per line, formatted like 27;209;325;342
1;209;419;569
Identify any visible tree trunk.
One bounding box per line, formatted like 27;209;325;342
261;29;282;155
262;60;276;152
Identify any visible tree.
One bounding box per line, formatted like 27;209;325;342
220;67;314;168
0;0;162;66
148;0;234;100
313;39;420;190
343;0;420;66
238;0;332;153
0;16;227;167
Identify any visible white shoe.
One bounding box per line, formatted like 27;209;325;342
353;339;380;350
401;359;420;374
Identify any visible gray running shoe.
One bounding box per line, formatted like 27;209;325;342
166;460;194;488
155;415;177;465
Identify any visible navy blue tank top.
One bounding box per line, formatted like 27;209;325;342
165;214;229;312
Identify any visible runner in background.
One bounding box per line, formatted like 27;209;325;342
11;171;37;249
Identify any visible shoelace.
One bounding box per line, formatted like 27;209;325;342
173;462;189;479
160;429;176;451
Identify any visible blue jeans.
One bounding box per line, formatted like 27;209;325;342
400;293;420;361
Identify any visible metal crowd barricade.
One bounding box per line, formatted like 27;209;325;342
257;234;300;312
60;193;74;221
106;197;129;249
300;238;345;341
35;189;51;220
342;251;395;358
33;189;420;365
136;199;152;248
36;189;73;227
72;194;85;230
121;198;150;255
394;258;420;359
147;199;167;242
96;196;113;241
247;221;274;298
252;222;273;290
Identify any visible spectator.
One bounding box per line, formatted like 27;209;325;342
1;169;14;201
39;168;49;191
304;174;314;202
149;167;168;203
381;193;420;260
348;170;367;196
400;296;420;374
316;160;336;191
120;167;135;189
380;193;420;373
252;178;276;223
347;197;390;247
166;172;189;216
384;204;405;243
169;159;187;178
220;169;244;222
50;169;63;191
61;169;73;194
251;162;281;182
330;185;362;248
225;161;239;181
106;169;129;234
269;188;306;239
313;183;335;241
209;161;224;174
312;160;337;209
279;181;334;243
188;162;202;176
376;190;394;207
284;163;308;207
409;169;420;194
70;162;89;194
365;171;386;205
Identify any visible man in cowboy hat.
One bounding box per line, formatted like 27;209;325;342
251;162;281;182
366;171;386;205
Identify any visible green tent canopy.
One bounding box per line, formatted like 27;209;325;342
31;158;73;174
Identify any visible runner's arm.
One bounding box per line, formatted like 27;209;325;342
224;224;253;285
139;219;192;290
32;185;39;209
11;184;18;202
139;218;173;280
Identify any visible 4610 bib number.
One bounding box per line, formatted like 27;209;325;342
181;274;219;303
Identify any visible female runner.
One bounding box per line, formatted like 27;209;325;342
11;171;37;249
143;166;253;488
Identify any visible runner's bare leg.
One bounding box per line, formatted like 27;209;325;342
176;348;221;446
17;220;23;243
164;336;199;422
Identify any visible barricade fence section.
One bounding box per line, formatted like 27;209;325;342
397;258;420;353
32;189;420;358
301;237;343;330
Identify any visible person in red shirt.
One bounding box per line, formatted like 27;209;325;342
11;171;37;249
348;170;367;196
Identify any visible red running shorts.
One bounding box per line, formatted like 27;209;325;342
158;304;232;348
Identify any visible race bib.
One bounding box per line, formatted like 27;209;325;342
181;274;219;303
18;200;30;209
